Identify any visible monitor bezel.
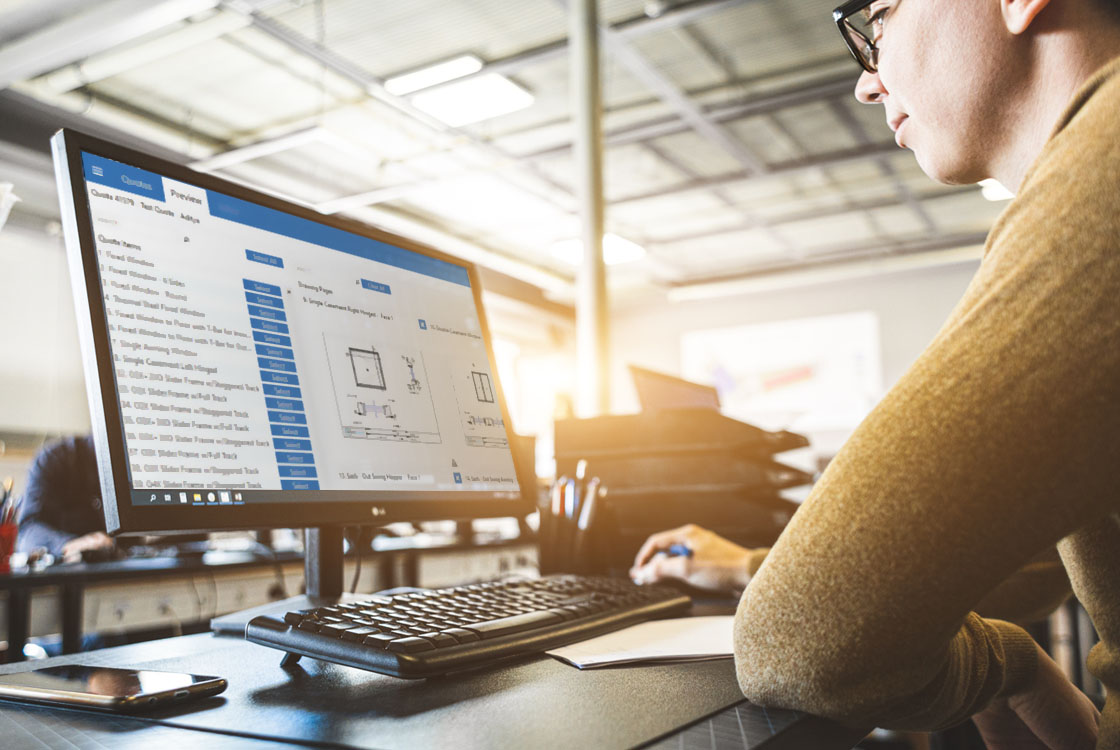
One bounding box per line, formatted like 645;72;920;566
52;128;534;535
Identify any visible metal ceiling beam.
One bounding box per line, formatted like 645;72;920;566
231;5;578;213
670;230;989;291
317;71;858;210
0;0;221;91
612;140;900;205
520;72;858;160
398;0;748;96
642;141;793;252
646;185;979;246
580;0;770;175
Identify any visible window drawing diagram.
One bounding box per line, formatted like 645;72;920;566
450;361;507;449
323;333;441;445
472;371;494;403
350;347;386;390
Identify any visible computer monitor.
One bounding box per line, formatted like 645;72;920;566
52;129;532;538
629;365;721;412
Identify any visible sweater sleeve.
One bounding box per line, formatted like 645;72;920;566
16;445;81;556
733;60;1120;731
973;547;1071;625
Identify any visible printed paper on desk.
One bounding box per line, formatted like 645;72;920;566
546;616;734;669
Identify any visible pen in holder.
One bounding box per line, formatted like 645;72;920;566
539;474;610;576
0;477;15;573
0;522;16;574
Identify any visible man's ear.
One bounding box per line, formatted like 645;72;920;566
1001;0;1054;34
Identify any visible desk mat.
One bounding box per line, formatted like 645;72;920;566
0;701;295;750
644;700;866;750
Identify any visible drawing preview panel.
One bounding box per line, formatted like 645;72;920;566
76;149;517;510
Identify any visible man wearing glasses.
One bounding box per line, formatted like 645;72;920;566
632;0;1120;746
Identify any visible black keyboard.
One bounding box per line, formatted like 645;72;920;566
245;575;691;678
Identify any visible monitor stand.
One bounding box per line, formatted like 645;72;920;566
211;526;357;635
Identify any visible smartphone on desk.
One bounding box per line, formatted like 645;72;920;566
0;665;227;712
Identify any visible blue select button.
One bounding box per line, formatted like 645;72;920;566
279;465;317;479
249;317;289;334
361;279;391;295
273;438;312;452
266;397;304;412
253;330;291;347
255;344;294;360
258;357;296;373
270;423;309;438
261;370;299;386
246;249;284;268
281;479;320;491
275;451;315;465
263;383;301;399
245;291;284;309
243;278;282;297
247;304;286;322
268;410;306;425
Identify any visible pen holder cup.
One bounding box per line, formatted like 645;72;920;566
0;523;16;573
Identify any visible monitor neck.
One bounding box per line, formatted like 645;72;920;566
305;527;344;599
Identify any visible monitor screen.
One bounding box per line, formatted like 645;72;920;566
629;365;721;412
52;130;529;534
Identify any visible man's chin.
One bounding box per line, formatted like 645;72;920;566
913;150;981;187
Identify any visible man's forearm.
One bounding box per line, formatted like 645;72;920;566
15;519;76;556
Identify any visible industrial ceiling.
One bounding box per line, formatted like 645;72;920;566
0;0;1003;304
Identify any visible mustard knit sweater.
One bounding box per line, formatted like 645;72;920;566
733;54;1120;746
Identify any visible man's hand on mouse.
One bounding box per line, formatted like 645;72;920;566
61;531;113;563
630;524;756;593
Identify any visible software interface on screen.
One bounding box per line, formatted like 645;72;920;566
79;151;518;508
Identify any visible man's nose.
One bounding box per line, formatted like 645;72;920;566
855;70;887;103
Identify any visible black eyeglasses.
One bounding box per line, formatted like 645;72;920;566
833;0;885;74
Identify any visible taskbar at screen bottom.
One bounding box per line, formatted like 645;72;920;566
129;483;519;507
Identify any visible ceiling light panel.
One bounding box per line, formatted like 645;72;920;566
399;173;566;233
385;54;483;95
410;73;534;127
261;0;566;81
83;26;360;139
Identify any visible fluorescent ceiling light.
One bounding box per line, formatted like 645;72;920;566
190;127;378;173
551;233;646;266
385;54;483;96
410;73;533;127
978;178;1014;201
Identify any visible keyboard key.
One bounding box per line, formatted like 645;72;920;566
421;632;458;648
443;628;479;643
341;626;379;641
363;633;396;648
462;610;564;639
388;637;436;653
